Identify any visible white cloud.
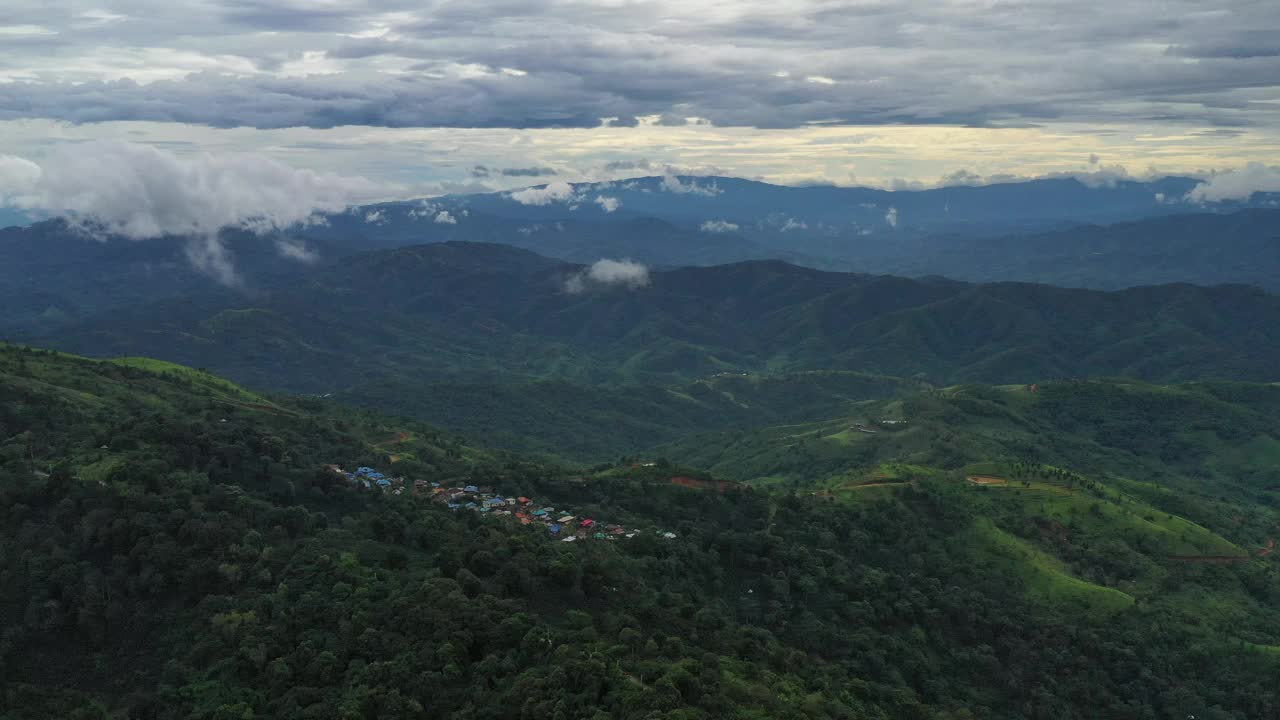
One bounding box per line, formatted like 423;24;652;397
509;180;578;205
884;207;898;228
0;155;42;190
564;258;650;294
407;200;438;219
275;237;319;264
1186;163;1280;202
0;140;390;283
661;174;721;196
434;210;457;224
780;217;807;231
0;25;57;37
364;209;385;224
700;219;739;233
594;195;620;213
1068;164;1135;188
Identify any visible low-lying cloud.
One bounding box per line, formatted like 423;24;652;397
594;195;620;213
564;258;650;294
661;174;722;196
510;181;578;206
274;237;320;264
0;141;391;283
700;219;739;233
1186;163;1280;202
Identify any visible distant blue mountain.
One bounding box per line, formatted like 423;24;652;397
4;175;1276;338
296;175;1279;287
425;174;1230;228
442;175;1209;230
307;174;1276;262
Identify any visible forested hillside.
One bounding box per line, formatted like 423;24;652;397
333;372;921;461
2;345;1279;719
27;243;1280;397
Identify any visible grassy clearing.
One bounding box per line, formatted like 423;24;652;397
986;477;1240;558
1244;642;1280;657
108;357;267;403
76;457;125;483
967;519;1133;617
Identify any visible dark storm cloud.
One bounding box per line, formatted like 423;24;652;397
0;0;1277;130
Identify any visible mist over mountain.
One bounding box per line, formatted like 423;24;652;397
7;1;1280;716
4;174;1278;339
357;176;1280;289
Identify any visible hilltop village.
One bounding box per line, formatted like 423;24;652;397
328;464;678;542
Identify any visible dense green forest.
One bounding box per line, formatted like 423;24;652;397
3;344;1279;719
23;243;1280;398
333;372;920;461
14;241;1280;474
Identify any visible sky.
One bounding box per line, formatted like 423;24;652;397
0;0;1278;199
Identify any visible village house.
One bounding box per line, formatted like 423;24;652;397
327;462;674;543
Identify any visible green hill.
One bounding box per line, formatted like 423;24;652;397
19;243;1279;471
333;371;922;462
28;243;1280;397
3;345;1280;719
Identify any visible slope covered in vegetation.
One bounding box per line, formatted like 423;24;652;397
29;243;1280;397
2;345;1279;719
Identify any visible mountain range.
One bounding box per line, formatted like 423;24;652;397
3;172;1278;465
5;172;1280;719
4;175;1278;337
3;239;1272;464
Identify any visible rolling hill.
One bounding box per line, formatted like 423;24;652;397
28;242;1280;396
4;345;1279;718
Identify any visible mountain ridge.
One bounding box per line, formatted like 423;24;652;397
22;241;1280;407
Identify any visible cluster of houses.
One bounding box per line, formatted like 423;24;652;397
327;464;677;543
852;419;909;434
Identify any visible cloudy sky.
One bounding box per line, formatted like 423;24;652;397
1;0;1278;194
